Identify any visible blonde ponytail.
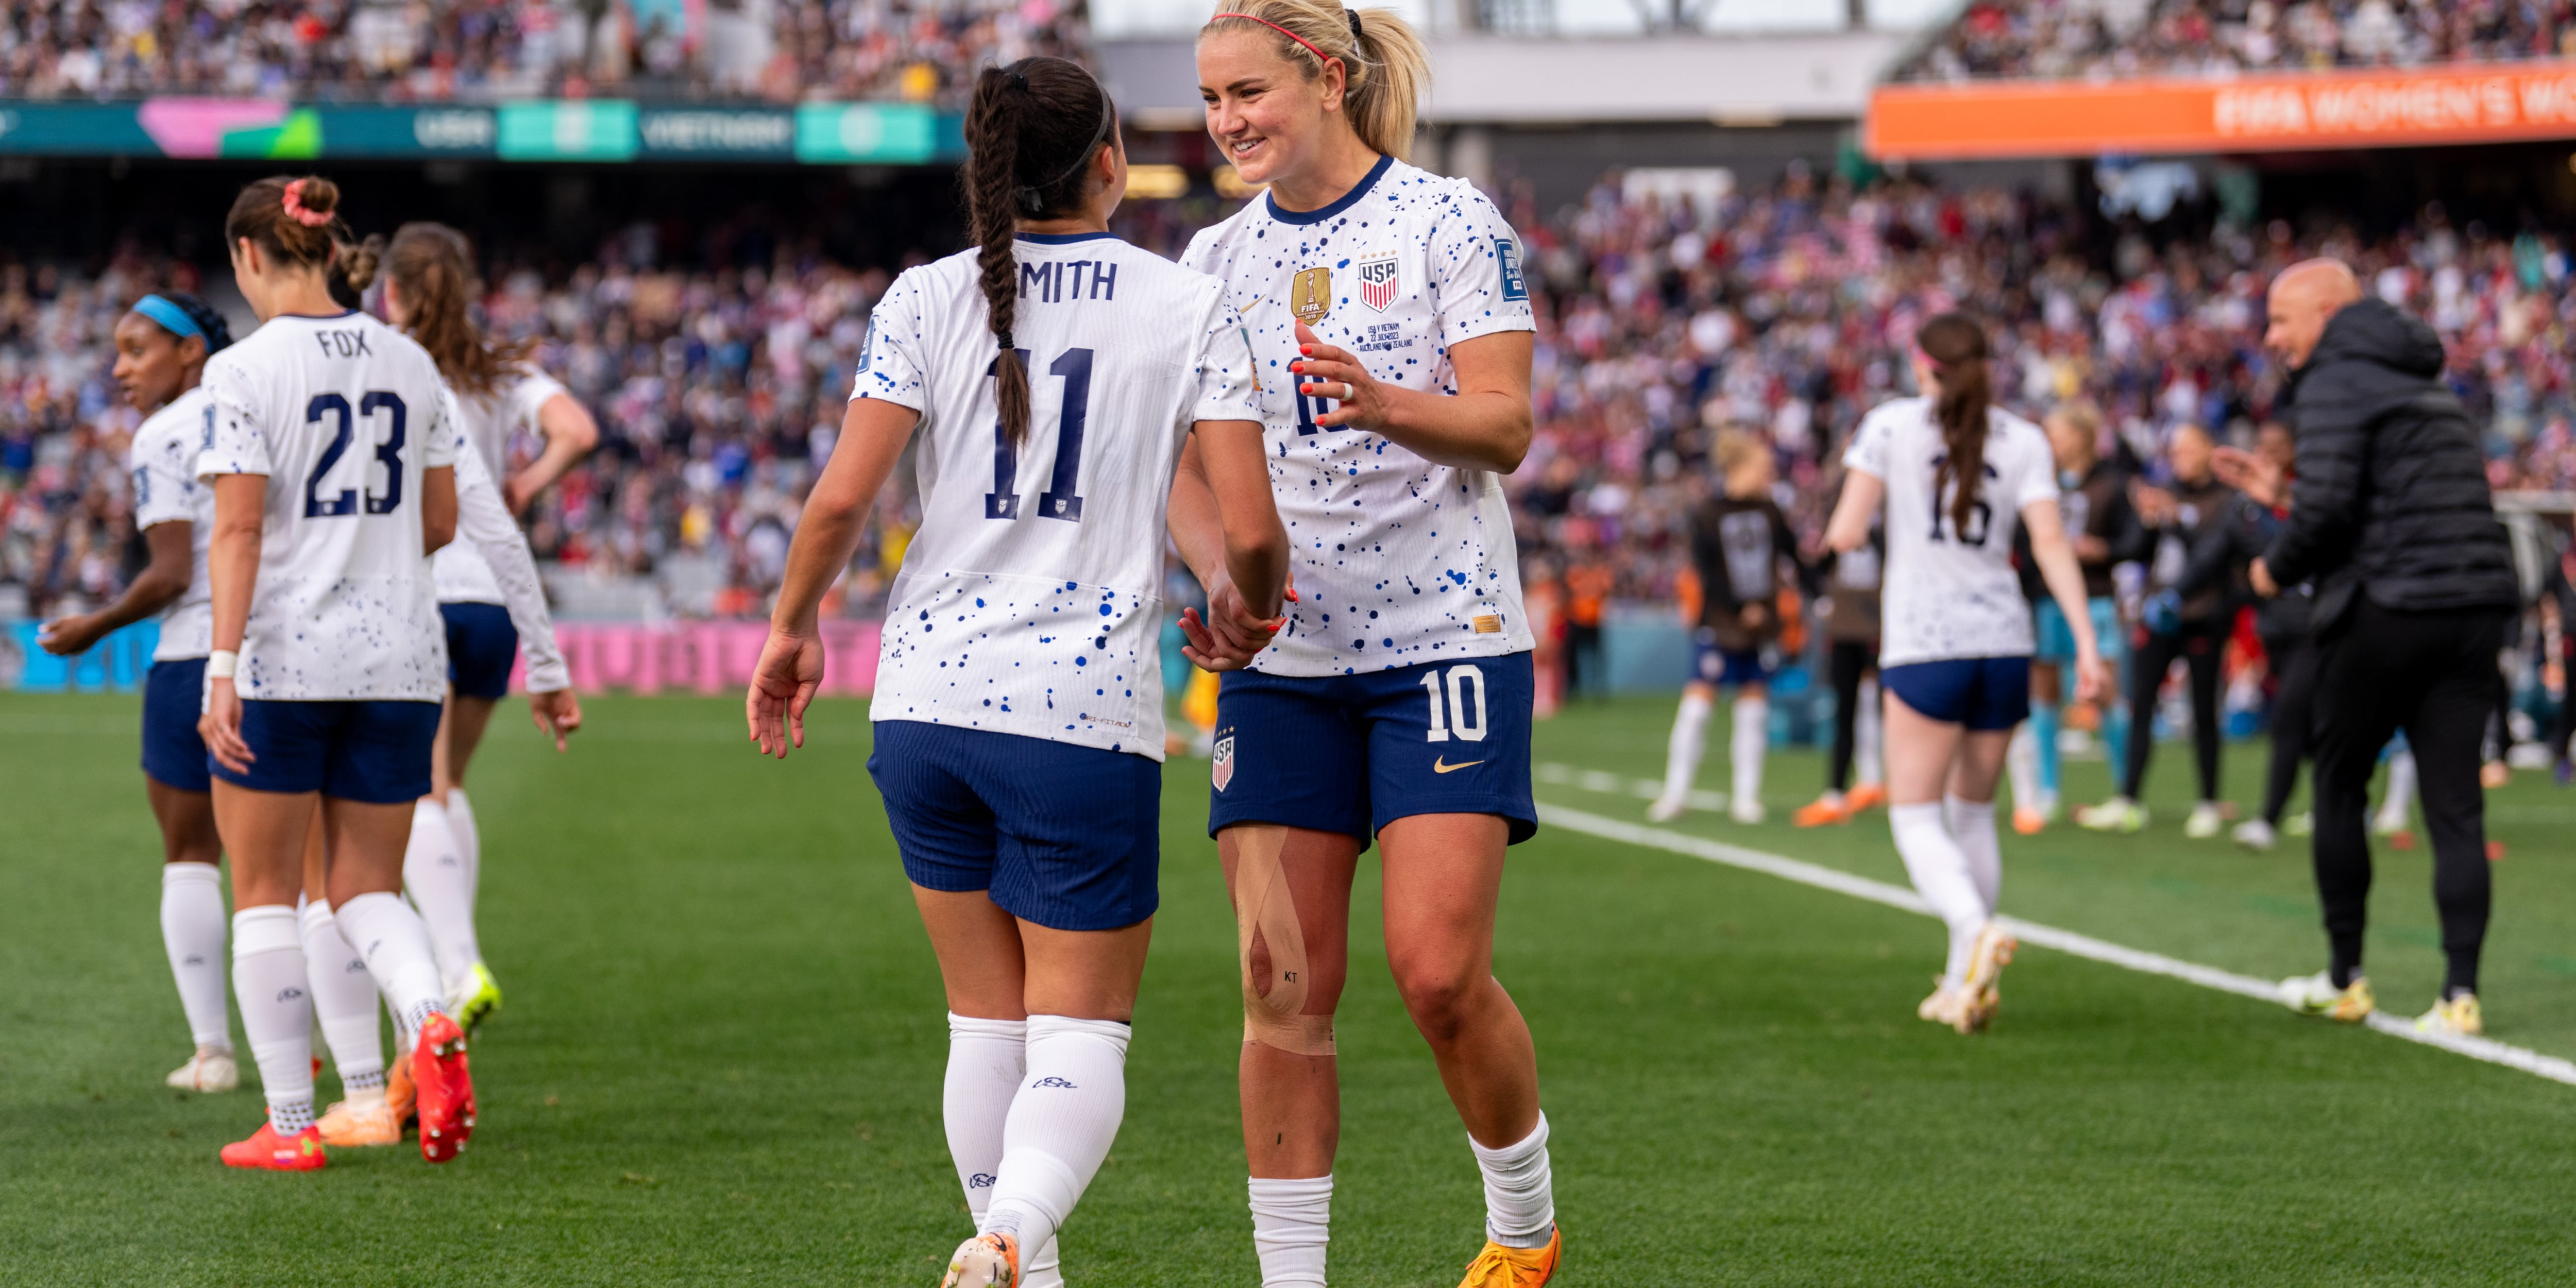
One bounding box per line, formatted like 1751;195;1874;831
1202;1;1428;160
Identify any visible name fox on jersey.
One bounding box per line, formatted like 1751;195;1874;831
1020;260;1119;303
312;328;374;357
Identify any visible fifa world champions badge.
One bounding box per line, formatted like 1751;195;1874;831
1212;734;1237;792
1291;267;1332;325
1357;252;1399;312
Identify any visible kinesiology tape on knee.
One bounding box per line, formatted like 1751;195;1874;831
1231;828;1335;1056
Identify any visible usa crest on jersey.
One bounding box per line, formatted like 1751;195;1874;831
1211;734;1236;792
1357;252;1399;312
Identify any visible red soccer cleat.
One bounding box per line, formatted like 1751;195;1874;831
220;1120;327;1171
412;1013;477;1163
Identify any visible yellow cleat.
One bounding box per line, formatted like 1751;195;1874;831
316;1094;402;1147
450;962;503;1036
2280;971;2374;1022
1458;1226;1561;1287
2416;993;2482;1037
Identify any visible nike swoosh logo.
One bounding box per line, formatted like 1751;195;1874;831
1432;757;1484;774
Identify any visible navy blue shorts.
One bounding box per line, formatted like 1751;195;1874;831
442;602;519;700
867;720;1161;933
1691;631;1771;688
141;658;211;793
1881;656;2032;732
1208;653;1537;851
211;700;442;803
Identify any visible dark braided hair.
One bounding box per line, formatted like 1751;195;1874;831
1917;312;1993;540
147;292;235;354
963;56;1117;450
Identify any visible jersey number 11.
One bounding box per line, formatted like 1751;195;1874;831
986;348;1093;523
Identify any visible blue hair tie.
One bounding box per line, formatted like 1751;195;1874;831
132;294;204;344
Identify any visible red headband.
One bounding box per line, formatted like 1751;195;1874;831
1211;12;1334;67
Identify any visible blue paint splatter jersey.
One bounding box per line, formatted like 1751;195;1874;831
198;310;458;700
1180;155;1537;676
851;233;1262;760
434;366;569;606
129;385;214;662
1842;395;2058;667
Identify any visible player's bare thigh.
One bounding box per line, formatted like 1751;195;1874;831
432;689;501;796
912;885;1153;1023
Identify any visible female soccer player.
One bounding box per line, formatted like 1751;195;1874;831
37;292;236;1091
1825;313;2109;1035
1176;5;1556;1283
382;221;596;1030
1794;477;1887;829
743;57;1285;1288
195;175;476;1170
2007;401;2137;834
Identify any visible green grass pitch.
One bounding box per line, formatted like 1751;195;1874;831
4;690;2575;1284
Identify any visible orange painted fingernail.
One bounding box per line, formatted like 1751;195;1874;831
1300;345;1313;355
1289;361;1303;372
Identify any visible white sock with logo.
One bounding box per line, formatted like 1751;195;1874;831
1659;691;1711;803
981;1016;1131;1269
1249;1174;1332;1286
445;787;482;909
946;1014;1062;1285
299;900;385;1096
1944;794;2002;914
231;905;315;1133
1730;695;1769;809
2378;750;2417;832
1472;1113;1556;1249
1854;679;1884;787
331;891;449;1045
1890;803;1985;988
402;799;478;993
161;863;231;1050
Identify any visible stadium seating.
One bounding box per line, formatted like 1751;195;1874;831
1894;0;2576;84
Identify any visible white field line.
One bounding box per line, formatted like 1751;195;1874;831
1532;765;2576;1089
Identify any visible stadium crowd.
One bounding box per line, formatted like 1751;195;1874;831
0;0;1087;105
1897;0;2576;83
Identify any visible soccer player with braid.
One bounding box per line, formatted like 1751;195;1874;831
745;57;1286;1288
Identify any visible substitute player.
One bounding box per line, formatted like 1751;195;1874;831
1177;5;1558;1283
382;221;596;1031
1824;313;2108;1034
744;56;1286;1288
37;292;237;1092
195;175;475;1170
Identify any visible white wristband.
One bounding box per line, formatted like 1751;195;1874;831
206;650;239;680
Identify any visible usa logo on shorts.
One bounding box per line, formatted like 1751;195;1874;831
1212;735;1236;792
1357;253;1398;312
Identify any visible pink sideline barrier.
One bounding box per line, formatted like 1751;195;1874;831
512;620;882;696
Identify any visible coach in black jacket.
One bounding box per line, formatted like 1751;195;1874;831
2223;259;2516;1033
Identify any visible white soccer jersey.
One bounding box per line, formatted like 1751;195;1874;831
852;233;1261;759
198;310;457;701
433;366;569;605
1181;155;1537;676
1843;395;2058;667
446;392;570;693
129;385;215;661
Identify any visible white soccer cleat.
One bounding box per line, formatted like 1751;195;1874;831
2415;993;2482;1037
1727;798;1766;825
2232;819;2278;852
2075;797;2147;833
940;1232;1021;1287
2280;971;2374;1022
166;1046;239;1092
1916;981;1989;1035
2183;802;2223;839
2282;811;2314;837
1645;794;1688;823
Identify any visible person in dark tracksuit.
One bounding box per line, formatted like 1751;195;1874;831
2217;260;2519;1037
2177;421;2315;851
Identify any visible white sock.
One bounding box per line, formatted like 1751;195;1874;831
1730;696;1768;809
1855;680;1884;786
403;799;479;993
161;863;231;1050
945;1014;1062;1285
2379;750;2417;830
1945;794;2002;914
1472;1113;1556;1249
2005;725;2040;815
981;1015;1131;1266
231;905;315;1132
1249;1175;1332;1287
299;900;385;1093
1890;803;1985;988
332;891;449;1044
1659;691;1711;802
445;787;481;910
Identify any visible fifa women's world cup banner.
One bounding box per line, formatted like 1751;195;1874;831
1868;60;2576;160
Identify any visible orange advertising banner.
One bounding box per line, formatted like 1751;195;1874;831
1868;60;2576;159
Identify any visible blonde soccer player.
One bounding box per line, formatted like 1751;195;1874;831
1176;5;1558;1283
744;57;1286;1288
1824;313;2110;1034
37;292;238;1092
195;175;476;1169
381;221;594;1032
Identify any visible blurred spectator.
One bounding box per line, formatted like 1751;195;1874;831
1897;0;2576;84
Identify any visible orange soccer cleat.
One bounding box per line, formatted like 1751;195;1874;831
1792;795;1853;828
1844;783;1888;812
386;1053;416;1132
411;1013;476;1163
220;1120;327;1171
1458;1226;1561;1287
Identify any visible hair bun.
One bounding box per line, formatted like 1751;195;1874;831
295;176;340;215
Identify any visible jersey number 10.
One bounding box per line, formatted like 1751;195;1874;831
986;348;1093;523
302;391;408;518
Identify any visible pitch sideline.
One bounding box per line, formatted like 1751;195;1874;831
1533;783;2576;1088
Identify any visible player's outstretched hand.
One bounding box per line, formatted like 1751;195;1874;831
529;687;582;752
1292;321;1391;432
746;628;826;759
35;612;105;657
2211;446;2286;508
199;677;255;775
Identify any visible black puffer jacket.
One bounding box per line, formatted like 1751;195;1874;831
2265;297;2517;634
